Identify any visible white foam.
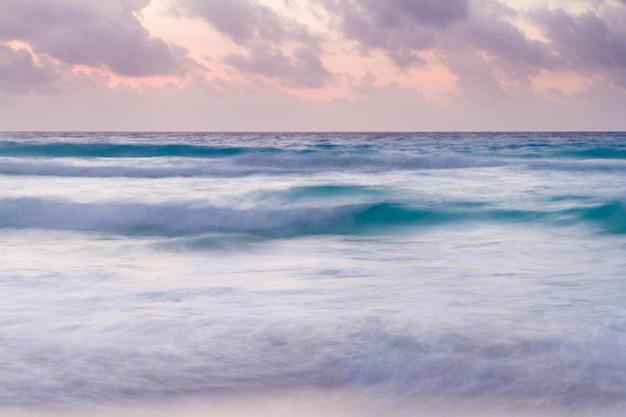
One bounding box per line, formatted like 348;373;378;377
1;228;626;410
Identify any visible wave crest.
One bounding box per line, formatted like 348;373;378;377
1;197;624;237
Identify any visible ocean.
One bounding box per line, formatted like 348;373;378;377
1;132;625;416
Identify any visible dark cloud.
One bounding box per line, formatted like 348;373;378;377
176;0;315;45
536;9;626;69
335;0;626;84
322;0;469;29
466;17;557;74
0;44;59;94
176;0;331;88
318;0;559;97
435;7;560;97
321;0;469;67
0;0;194;77
533;7;626;88
224;42;331;88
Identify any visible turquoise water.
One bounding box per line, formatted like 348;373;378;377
1;132;625;415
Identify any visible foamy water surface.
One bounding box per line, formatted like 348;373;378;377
1;132;625;416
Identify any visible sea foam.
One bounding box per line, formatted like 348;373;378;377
1;132;626;416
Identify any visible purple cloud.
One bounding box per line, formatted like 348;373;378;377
538;10;626;68
322;0;601;97
0;44;59;94
323;0;469;29
320;0;626;92
175;0;331;88
176;0;315;44
535;8;626;86
224;43;331;88
321;0;469;66
0;0;194;77
433;5;558;98
465;16;558;77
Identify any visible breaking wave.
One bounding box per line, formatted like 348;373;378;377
2;316;625;407
1;197;624;237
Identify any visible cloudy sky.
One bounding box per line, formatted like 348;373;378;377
1;0;625;131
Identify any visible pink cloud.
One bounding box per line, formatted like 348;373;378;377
174;0;332;88
0;0;196;77
534;8;626;88
0;44;59;94
0;0;625;130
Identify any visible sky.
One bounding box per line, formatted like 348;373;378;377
0;0;625;131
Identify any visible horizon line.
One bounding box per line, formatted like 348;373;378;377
2;130;625;134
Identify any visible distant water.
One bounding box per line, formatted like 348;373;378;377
1;132;625;416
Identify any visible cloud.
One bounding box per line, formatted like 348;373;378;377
4;66;624;131
0;44;59;94
0;0;194;77
1;0;625;131
324;0;470;29
535;8;626;87
175;0;331;88
537;9;626;68
319;0;561;94
464;16;557;77
437;3;559;97
175;0;316;45
321;0;469;66
224;43;331;88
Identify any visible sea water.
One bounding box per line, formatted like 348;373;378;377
1;132;625;416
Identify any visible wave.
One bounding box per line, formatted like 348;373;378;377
2;197;624;237
567;200;626;233
563;148;626;160
3;132;625;158
0;142;279;158
3;153;626;181
0;154;508;178
0;158;241;178
2;318;625;407
2;158;625;180
264;185;383;204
